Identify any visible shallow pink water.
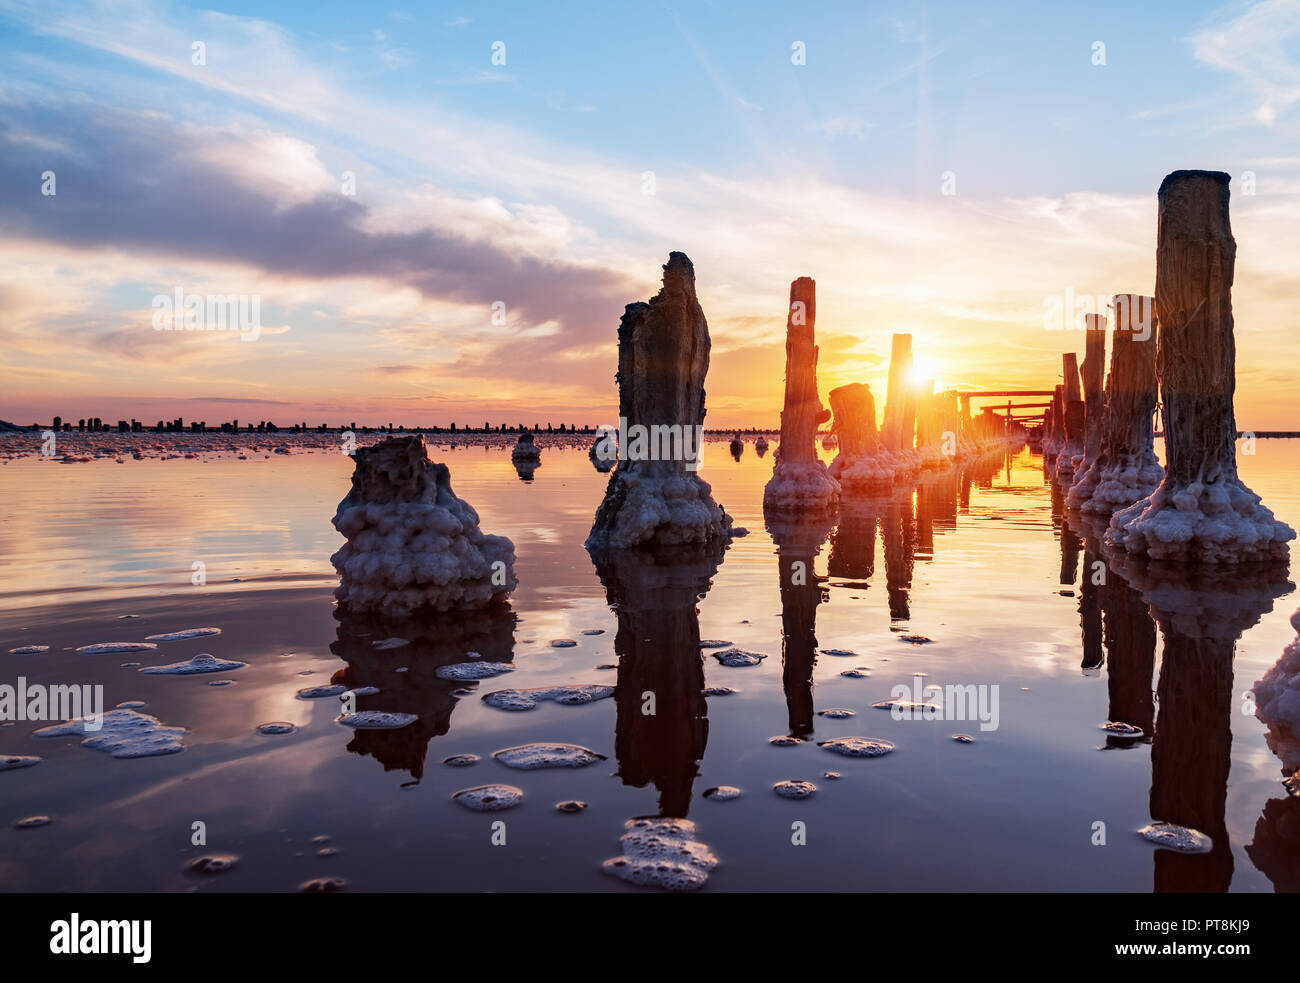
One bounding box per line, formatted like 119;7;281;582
0;436;1296;891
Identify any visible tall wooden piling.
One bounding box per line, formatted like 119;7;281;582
881;334;913;453
1106;171;1294;562
1067;295;1161;513
1081;314;1107;466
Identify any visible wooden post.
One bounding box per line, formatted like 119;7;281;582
1081;314;1107;466
764;277;839;512
1055;353;1086;481
1045;384;1065;459
777;277;821;466
827;383;879;461
916;380;936;449
882;334;913;452
1107;171;1294;562
1067;295;1161;513
587;252;732;549
902;387;917;453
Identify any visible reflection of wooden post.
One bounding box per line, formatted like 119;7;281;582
1101;564;1156;742
1150;635;1234;893
1080;546;1103;670
882;334;913;452
593;547;723;818
1058;501;1080;585
1107;171;1294;561
882;499;914;622
827;505;876;580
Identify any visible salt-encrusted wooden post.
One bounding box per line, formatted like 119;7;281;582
881;334;913;452
937;390;960;459
778;277;820;466
827;382;906;489
901;388;917;454
916;380;935;449
1106;170;1294;563
828;383;879;461
1068;295;1162;513
764;277;840;512
1080;314;1107;470
1045;385;1065;460
587;252;732;549
1055;352;1085;480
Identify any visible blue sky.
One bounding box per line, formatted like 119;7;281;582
2;0;1299;427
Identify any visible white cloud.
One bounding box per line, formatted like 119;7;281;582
1193;0;1300;127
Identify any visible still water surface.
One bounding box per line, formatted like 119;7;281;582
1;438;1296;891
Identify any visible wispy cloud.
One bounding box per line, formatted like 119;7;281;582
1193;0;1300;126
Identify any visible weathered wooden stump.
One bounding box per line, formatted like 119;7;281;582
1068;295;1163;513
764;277;840;513
587;252;733;549
1054;353;1085;481
1106;171;1294;563
1077;314;1107;474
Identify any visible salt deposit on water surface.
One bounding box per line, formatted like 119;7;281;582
143;627;222;642
481;684;614;711
434;661;514;680
76;642;157;655
139;653;247;675
712;647;767;667
819;737;895;758
491;743;606;769
33;708;186;758
602;818;718;892
452;784;524;811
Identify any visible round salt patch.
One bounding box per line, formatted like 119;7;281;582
773;780;817;799
452;784;524;812
188;854;238;874
819;737;895;758
1138;822;1212;854
712;647;767;668
703;786;742;801
336;711;417;730
492;743;606;770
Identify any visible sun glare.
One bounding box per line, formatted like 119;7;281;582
908;355;939;392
